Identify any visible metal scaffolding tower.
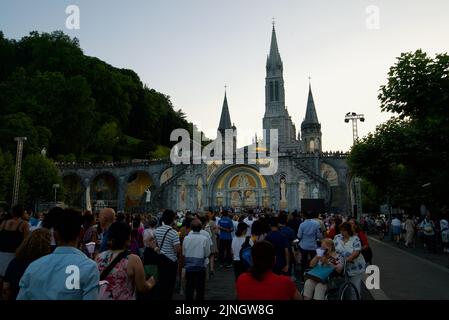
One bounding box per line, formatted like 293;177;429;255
12;137;27;206
345;112;365;220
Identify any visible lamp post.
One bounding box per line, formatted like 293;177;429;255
53;184;60;204
12;137;27;206
345;112;365;221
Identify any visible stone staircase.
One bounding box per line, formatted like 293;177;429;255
151;164;189;206
293;157;331;202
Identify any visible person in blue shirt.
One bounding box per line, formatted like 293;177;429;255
17;208;99;300
297;211;323;279
278;213;296;275
265;216;290;275
217;211;234;267
279;213;296;245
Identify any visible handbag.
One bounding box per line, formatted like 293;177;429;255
305;263;334;283
155;227;175;267
143;246;160;265
98;250;129;300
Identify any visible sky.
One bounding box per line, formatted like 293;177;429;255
1;0;449;151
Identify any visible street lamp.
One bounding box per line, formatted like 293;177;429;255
53;184;60;204
344;112;365;220
12;137;27;206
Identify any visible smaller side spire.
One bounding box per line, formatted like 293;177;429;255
218;90;232;132
302;81;320;127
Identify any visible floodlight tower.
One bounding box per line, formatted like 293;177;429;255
345;112;365;220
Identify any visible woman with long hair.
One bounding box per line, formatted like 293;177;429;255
2;228;51;300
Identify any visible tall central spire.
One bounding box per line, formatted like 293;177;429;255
266;24;283;74
263;22;296;148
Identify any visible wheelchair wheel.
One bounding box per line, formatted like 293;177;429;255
338;282;360;300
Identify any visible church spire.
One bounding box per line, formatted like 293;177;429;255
218;90;232;133
266;23;283;74
302;81;320;127
301;80;322;152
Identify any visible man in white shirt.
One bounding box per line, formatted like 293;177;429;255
243;213;255;237
188;224;212;268
183;219;210;300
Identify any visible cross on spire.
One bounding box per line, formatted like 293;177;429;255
272;17;276;27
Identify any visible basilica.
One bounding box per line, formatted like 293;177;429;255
60;25;352;214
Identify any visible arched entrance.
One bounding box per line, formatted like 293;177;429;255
62;174;83;209
210;165;271;211
90;173;118;211
125;171;152;213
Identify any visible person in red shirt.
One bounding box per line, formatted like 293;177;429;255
327;218;342;239
350;218;372;264
235;241;302;300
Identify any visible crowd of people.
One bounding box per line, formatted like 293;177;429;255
0;204;383;301
362;209;449;254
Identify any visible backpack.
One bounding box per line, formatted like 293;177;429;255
239;236;253;268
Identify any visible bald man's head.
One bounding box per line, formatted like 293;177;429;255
99;208;116;229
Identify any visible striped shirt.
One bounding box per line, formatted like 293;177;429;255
154;225;180;262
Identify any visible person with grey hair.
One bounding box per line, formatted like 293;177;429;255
143;216;158;248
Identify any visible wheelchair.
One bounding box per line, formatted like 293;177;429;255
301;259;361;301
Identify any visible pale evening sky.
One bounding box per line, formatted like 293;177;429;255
1;0;448;151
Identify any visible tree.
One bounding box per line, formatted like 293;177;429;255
21;154;62;208
94;121;120;157
0;112;43;156
349;50;449;212
0;31;191;161
0;150;14;205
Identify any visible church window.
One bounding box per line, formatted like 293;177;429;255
309;139;315;152
275;81;279;101
269;81;274;101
